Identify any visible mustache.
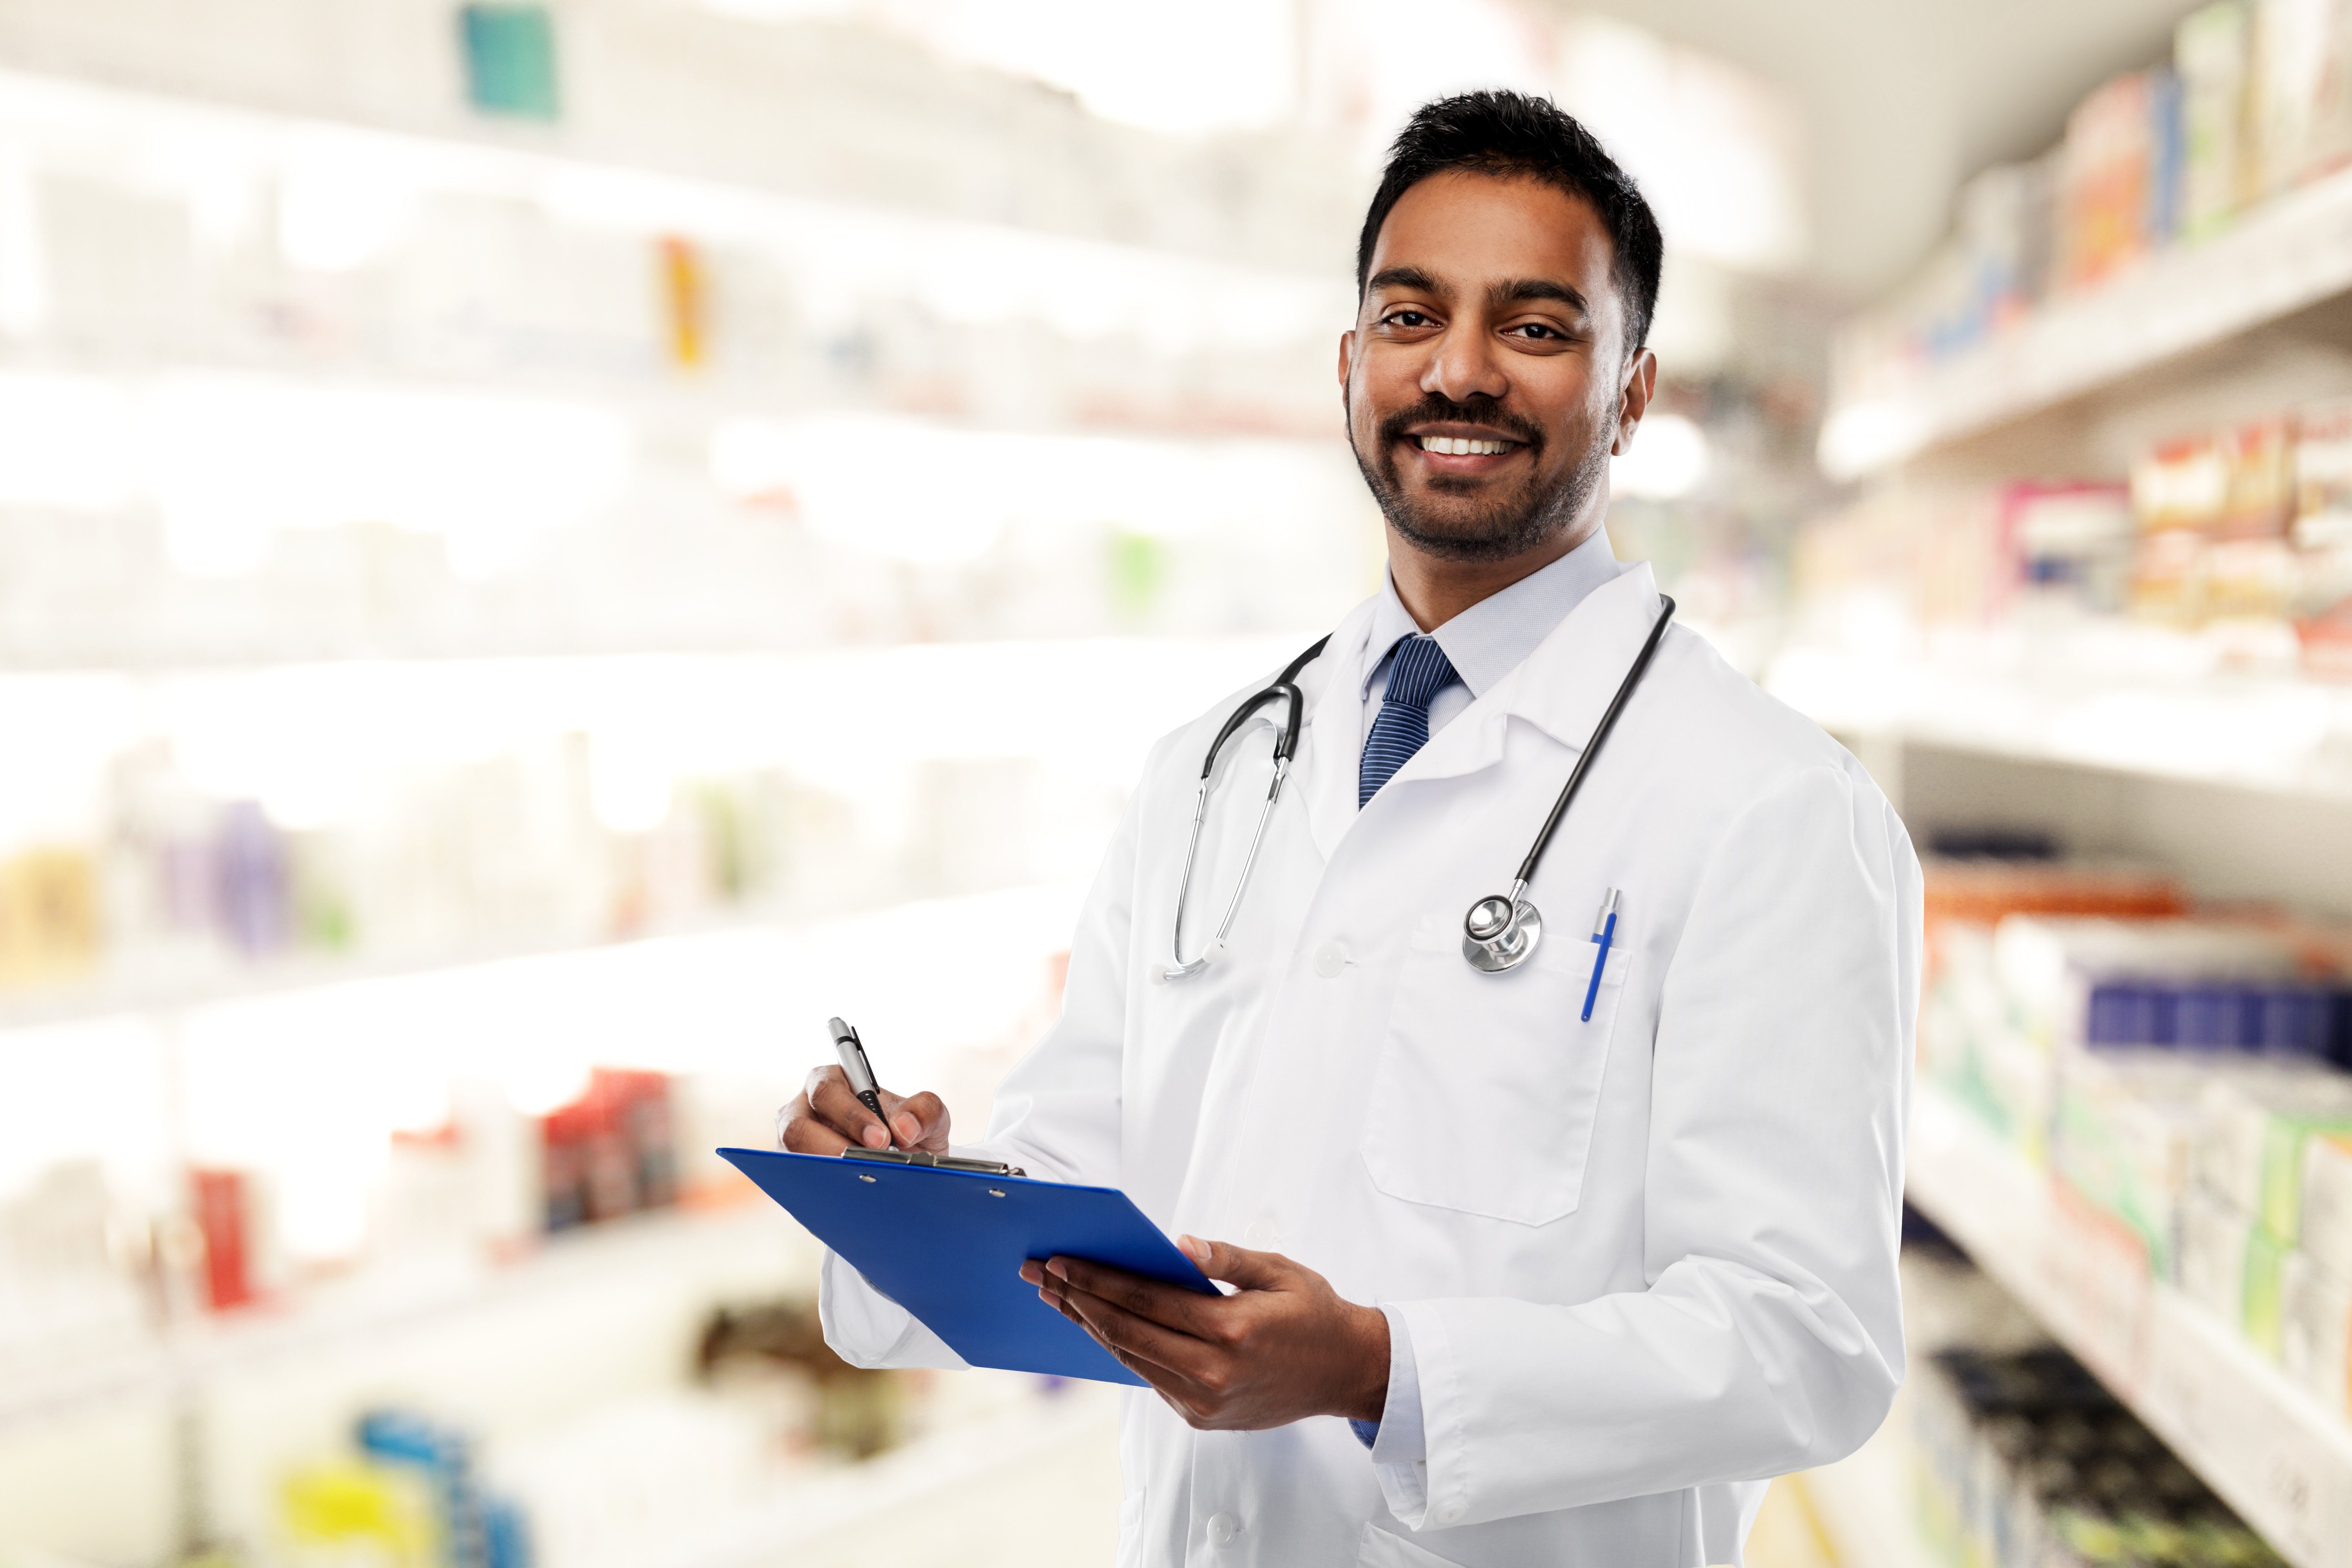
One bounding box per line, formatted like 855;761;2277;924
1375;394;1546;452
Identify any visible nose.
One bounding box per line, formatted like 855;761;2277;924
1420;315;1509;405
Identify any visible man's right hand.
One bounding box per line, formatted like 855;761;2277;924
777;1066;952;1156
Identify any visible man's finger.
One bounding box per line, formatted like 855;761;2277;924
1046;1292;1196;1399
1178;1236;1290;1292
1047;1256;1227;1338
1053;1281;1227;1388
780;1097;851;1156
879;1088;951;1153
807;1068;891;1148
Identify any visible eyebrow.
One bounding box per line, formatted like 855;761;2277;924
1365;265;1443;297
1488;277;1588;314
1364;267;1589;318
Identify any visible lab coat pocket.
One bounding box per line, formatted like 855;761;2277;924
1356;1520;1469;1568
1362;929;1630;1227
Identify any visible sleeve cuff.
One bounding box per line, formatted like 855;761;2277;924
1371;1300;1463;1527
1368;1303;1426;1462
817;1249;970;1370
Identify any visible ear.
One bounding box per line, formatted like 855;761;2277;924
1612;347;1658;457
1336;328;1356;401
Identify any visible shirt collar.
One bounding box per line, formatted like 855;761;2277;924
1359;526;1625;700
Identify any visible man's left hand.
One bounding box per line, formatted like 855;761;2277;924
1019;1237;1390;1430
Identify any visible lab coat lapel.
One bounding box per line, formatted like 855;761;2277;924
1295;595;1381;862
1400;561;1664;784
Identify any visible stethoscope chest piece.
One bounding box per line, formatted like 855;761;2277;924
1461;891;1542;972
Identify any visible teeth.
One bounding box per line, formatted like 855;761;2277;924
1419;435;1508;455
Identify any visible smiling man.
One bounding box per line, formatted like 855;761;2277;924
784;91;1922;1568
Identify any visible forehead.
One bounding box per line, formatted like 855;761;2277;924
1368;170;1618;310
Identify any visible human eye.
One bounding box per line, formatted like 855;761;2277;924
1381;308;1437;329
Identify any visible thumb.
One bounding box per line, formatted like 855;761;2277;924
1178;1235;1288;1291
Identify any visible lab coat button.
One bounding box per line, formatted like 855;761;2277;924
1207;1512;1241;1546
1435;1500;1466;1526
1243;1220;1276;1247
1312;942;1348;978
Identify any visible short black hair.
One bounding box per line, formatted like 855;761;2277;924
1355;90;1664;358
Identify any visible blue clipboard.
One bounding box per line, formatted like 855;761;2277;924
717;1147;1216;1387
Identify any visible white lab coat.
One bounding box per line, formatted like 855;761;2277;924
821;561;1922;1568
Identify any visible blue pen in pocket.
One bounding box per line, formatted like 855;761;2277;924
1581;888;1620;1022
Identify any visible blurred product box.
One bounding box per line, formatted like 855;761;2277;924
539;1069;677;1233
0;847;101;988
1912;1344;2286;1567
281;1408;533;1568
2179;1184;2256;1327
2277;1246;2352;1414
2192;1072;2352;1239
2176;1;2252;238
2303;1132;2352;1278
2053;1052;2209;1281
0;1159;152;1372
281;1456;440;1568
1926;861;2185;934
2008;484;2137;617
2058;71;2171;291
2290;399;2352;674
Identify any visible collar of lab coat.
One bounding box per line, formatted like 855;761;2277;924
1296;559;1662;862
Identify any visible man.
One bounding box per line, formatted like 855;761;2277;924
782;90;1920;1568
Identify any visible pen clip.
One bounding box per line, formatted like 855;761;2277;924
1590;886;1620;939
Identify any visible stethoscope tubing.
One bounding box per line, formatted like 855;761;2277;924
1508;594;1677;890
1166;635;1329;976
1166;591;1673;980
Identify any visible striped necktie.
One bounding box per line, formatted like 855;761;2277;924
1359;635;1461;808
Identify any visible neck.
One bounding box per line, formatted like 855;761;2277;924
1386;514;1602;632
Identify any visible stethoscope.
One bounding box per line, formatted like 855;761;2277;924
1165;594;1676;980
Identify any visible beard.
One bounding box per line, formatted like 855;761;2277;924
1348;391;1612;563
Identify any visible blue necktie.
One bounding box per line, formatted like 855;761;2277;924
1360;635;1460;808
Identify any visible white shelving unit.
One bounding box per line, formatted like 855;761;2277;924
1820;162;2352;479
1905;1082;2352;1568
1766;645;2352;804
0;1201;794;1435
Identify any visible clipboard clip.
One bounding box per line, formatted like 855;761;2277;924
841;1146;1027;1178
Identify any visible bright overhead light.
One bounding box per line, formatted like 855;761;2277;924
1611;412;1710;500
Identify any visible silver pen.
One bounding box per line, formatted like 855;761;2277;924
828;1016;896;1149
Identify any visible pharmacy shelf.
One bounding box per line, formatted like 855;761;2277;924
1767;645;2352;804
1906;1082;2352;1568
0;1200;793;1434
1818;163;2352;479
660;1383;1123;1568
0;903;801;1033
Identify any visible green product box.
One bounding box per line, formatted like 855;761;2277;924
2242;1226;2289;1360
460;4;560;121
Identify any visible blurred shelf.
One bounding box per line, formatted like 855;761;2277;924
1820;163;2352;480
1768;645;2352;803
5;932;621;1033
0;899;827;1033
1906;1082;2352;1568
0;1199;788;1434
657;1382;1123;1568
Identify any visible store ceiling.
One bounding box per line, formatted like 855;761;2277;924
1551;0;2192;300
